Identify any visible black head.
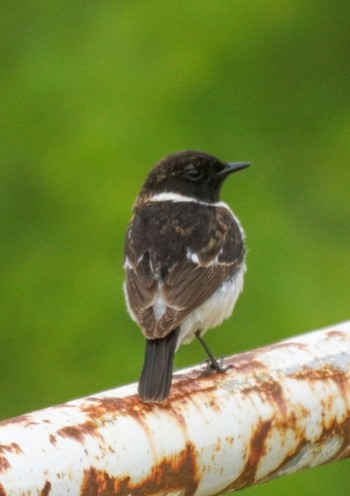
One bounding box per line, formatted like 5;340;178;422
139;150;250;203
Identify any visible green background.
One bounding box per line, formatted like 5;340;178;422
1;1;350;494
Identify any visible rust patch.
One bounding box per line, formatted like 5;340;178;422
171;375;217;403
80;357;271;423
229;357;266;373
40;481;51;496
224;419;272;492
0;414;38;428
81;469;115;495
225;435;234;446
227;342;306;364
336;416;350;459
266;416;350;481
242;378;288;418
81;395;187;445
49;434;57;445
164;403;187;427
290;364;350;411
261;380;287;418
0;456;10;473
226;349;260;366
290;364;348;383
0;483;6;496
268;342;306;352
81;374;217;422
250;420;272;466
80;442;199;496
230;408;350;489
56;421;100;443
81;396;177;443
264;437;309;480
82;397;142;419
327;330;347;339
0;443;23;473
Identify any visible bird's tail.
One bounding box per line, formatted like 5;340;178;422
138;328;180;403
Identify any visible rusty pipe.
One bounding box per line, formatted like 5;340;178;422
0;321;350;495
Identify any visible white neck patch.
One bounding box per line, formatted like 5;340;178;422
148;192;231;210
148;192;245;238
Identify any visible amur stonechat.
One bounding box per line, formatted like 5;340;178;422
124;150;250;402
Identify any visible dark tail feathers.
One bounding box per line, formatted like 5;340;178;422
138;328;180;403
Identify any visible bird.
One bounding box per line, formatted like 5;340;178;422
123;150;250;403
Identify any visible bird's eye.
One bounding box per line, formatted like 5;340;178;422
184;168;203;182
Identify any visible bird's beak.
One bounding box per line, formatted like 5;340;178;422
216;162;251;179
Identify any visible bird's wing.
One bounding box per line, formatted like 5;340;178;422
154;259;241;338
124;202;245;339
124;251;160;334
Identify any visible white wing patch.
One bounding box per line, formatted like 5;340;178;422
123;257;133;270
186;248;224;267
186;249;200;264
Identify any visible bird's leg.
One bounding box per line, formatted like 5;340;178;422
195;331;231;373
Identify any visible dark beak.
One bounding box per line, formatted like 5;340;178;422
216;162;251;179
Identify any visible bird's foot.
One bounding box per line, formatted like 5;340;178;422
202;356;231;375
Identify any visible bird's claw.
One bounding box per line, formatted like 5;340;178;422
202;356;232;375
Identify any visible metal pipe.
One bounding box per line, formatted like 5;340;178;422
0;321;350;495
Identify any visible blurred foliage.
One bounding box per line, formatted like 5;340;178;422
1;0;350;494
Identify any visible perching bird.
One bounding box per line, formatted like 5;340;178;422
123;150;250;402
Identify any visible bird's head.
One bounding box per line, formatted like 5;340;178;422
138;150;250;204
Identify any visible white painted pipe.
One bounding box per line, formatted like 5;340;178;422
0;321;350;495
